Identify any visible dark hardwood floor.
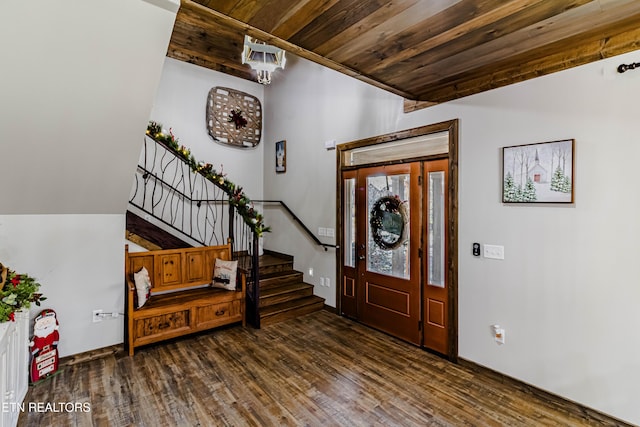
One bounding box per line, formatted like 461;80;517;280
19;311;625;426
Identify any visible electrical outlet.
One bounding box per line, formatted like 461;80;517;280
92;309;103;323
492;324;505;345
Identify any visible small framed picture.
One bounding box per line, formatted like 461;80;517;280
502;139;574;203
276;140;286;173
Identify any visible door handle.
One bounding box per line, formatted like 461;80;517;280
358;255;365;260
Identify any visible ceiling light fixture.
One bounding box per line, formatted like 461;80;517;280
241;35;286;85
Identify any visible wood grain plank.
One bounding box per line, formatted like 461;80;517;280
380;0;598;86
176;0;416;98
363;0;590;76
288;0;389;50
19;311;631;427
389;0;640;90
419;22;640;102
312;0;426;57
324;0;485;64
269;0;343;40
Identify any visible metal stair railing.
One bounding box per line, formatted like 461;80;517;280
128;135;261;327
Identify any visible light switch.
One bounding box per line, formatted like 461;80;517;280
318;227;327;236
326;228;335;238
483;244;504;260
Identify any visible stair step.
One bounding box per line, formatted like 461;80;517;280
259;283;314;307
259;295;325;326
258;253;294;275
259;271;304;290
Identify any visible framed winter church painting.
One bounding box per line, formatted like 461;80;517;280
502;139;574;203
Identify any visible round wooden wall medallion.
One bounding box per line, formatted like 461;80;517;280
206;87;262;148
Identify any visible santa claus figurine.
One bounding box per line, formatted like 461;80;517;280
30;309;60;382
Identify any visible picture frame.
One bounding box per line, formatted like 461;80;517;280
502;139;574;203
275;140;286;173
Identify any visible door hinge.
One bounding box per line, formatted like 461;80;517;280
418;175;423;186
418;321;423;331
418;248;423;258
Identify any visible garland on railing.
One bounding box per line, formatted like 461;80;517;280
146;121;270;237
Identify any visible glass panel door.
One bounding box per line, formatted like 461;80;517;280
340;171;358;319
356;163;421;345
344;178;356;268
423;159;449;354
427;171;445;287
366;174;410;279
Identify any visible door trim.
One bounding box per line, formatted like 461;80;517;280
336;119;459;361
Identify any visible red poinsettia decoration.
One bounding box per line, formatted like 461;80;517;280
228;109;248;129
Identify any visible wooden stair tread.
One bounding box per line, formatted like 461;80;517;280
260;282;312;298
258;254;293;268
260;295;325;317
260;295;325;326
259;271;304;289
259;270;302;280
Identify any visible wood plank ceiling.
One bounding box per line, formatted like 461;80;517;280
168;0;640;104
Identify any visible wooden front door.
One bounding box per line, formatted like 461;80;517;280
342;163;421;344
341;159;450;353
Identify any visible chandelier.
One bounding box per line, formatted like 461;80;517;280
241;36;286;85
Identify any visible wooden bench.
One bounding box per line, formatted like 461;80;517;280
125;243;245;356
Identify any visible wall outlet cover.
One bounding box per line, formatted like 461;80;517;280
483;244;504;260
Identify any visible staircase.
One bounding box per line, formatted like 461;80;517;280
127;127;328;328
257;252;325;326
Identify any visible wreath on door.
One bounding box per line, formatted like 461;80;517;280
370;196;408;250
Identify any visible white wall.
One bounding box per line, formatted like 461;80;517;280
263;55;402;306
0;215;126;357
150;58;265;199
0;0;177;215
263;51;640;424
0;0;177;356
